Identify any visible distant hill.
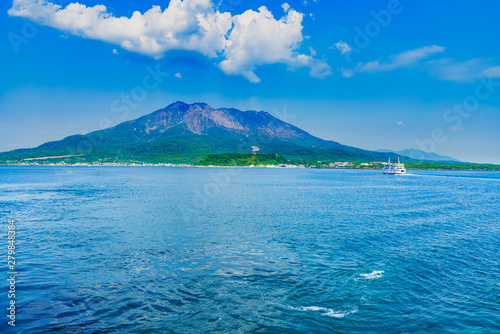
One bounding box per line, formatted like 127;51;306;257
377;149;459;162
0;101;411;164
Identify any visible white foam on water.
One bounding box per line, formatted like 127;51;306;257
299;306;326;312
290;305;357;318
322;308;357;318
360;270;384;279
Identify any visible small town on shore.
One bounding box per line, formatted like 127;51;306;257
0;161;378;168
3;159;500;171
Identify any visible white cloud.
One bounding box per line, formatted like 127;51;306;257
302;0;317;6
340;68;354;78
9;0;231;59
482;65;500;78
353;45;445;74
219;6;330;82
427;58;499;82
331;40;351;55
112;49;119;55
175;72;182;79
282;3;290;13
396;121;406;126
339;44;500;83
8;0;330;83
309;61;333;79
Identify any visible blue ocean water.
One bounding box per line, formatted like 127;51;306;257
0;166;499;333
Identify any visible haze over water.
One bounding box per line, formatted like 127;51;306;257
1;166;499;333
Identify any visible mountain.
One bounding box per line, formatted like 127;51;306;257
0;101;411;164
377;149;459;162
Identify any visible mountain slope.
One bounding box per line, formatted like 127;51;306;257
0;101;410;164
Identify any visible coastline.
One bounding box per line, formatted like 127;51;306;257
1;163;499;171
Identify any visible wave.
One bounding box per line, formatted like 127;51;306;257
289;305;357;318
360;270;384;279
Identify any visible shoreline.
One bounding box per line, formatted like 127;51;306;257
0;164;499;171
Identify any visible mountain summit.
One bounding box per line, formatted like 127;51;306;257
120;101;319;141
0;102;404;164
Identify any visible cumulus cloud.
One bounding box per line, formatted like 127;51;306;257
8;0;330;83
8;0;232;59
219;6;330;82
331;40;351;55
175;72;182;79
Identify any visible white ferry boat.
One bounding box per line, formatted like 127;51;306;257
383;157;406;174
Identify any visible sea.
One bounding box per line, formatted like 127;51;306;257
0;166;499;333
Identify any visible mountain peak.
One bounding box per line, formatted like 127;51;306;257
165;101;211;110
190;102;210;108
166;101;189;108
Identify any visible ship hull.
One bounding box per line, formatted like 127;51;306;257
382;158;406;174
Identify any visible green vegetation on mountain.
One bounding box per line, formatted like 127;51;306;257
198;153;288;166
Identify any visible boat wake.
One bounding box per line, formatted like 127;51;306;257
408;173;500;182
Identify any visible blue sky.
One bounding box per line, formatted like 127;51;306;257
1;0;500;163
